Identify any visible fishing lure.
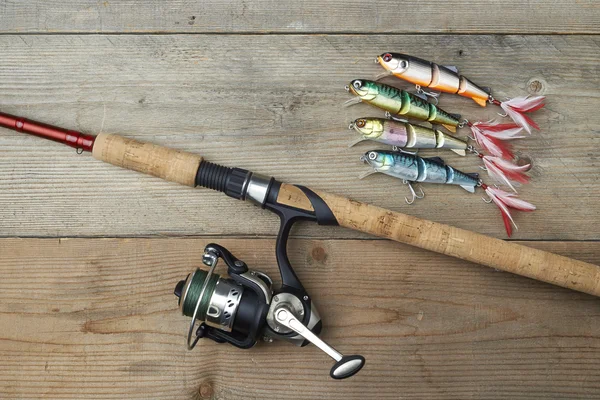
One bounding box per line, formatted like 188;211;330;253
345;79;524;159
344;79;460;133
349;117;531;192
349;116;467;155
359;150;535;236
376;53;545;134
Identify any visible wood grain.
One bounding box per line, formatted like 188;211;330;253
0;237;599;399
0;35;598;239
0;1;598;398
0;1;598;34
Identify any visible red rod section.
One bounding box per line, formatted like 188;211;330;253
0;111;95;152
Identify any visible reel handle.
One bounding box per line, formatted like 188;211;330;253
274;306;365;379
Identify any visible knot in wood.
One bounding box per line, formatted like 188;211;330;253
527;77;546;95
311;246;328;264
199;382;213;398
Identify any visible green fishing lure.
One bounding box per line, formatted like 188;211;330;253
344;79;460;133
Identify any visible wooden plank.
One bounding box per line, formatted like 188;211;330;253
0;35;599;239
0;1;598;34
0;237;598;399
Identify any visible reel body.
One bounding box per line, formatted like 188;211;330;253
175;243;364;379
175;244;272;349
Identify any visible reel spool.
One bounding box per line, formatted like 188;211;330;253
175;243;365;379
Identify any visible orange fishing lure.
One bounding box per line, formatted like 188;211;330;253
377;53;545;134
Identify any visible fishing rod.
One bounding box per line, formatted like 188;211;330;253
2;110;599;376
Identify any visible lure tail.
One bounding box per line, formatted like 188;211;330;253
494;96;546;134
468;120;526;159
483;184;536;237
480;155;531;193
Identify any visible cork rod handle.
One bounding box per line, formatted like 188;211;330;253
92;133;203;187
319;191;600;296
275;184;600;297
87;134;600;297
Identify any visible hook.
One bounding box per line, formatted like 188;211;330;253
392;146;418;156
467;145;479;155
415;85;440;105
481;196;493;204
403;180;425;205
497;111;508;118
384;111;408;123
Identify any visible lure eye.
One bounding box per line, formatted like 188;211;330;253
400;60;408;69
353;80;362;89
382;53;392;62
368;151;377;160
356;119;366;128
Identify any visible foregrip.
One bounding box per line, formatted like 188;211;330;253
92;133;202;186
275;184;600;297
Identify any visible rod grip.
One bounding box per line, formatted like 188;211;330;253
92;133;202;187
275;184;600;296
322;191;600;296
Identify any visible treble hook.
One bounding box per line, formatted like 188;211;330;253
495;97;509;117
392;146;418;156
481;183;499;203
384;111;408;123
467;145;479;155
415;85;440;105
403;180;425;205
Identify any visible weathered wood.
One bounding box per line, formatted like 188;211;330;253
0;0;598;34
0;237;598;399
0;35;598;239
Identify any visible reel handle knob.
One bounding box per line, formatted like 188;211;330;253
274;306;365;379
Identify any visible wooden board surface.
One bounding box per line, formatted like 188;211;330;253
1;1;599;398
0;0;598;34
0;237;599;399
0;34;599;239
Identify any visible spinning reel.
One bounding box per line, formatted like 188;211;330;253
174;243;365;379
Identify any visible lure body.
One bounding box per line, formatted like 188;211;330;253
362;150;478;192
347;79;460;132
377;53;491;107
350;117;467;155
